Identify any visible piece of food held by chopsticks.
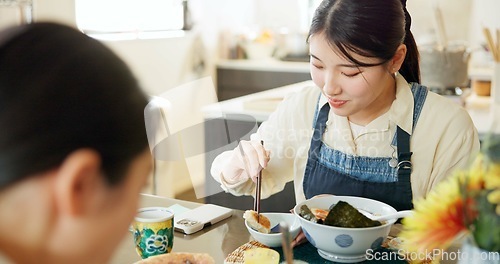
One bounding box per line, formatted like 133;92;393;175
243;210;271;233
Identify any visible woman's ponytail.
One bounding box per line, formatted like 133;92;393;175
399;0;420;83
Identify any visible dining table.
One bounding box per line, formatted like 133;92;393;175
110;193;250;263
110;193;462;264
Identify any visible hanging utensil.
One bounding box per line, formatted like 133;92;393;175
432;2;448;50
433;2;451;66
483;26;499;62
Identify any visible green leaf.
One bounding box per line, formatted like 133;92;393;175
157;228;168;236
483;133;500;163
472;191;500;252
139;240;146;251
143;228;154;238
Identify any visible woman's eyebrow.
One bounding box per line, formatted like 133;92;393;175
310;53;322;61
339;64;359;68
310;53;359;68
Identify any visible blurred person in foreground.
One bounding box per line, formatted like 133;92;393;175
0;22;151;263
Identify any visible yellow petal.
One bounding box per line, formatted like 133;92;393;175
399;174;467;253
484;172;500;189
487;189;500;204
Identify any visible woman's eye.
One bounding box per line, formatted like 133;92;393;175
312;64;323;69
342;71;361;77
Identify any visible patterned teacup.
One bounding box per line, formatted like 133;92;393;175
132;207;174;259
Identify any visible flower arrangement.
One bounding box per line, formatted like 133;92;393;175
399;133;500;262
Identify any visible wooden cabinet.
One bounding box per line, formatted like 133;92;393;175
216;60;311;101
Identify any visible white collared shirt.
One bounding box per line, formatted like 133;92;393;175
211;74;480;204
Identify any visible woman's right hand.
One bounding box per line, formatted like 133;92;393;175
220;140;270;184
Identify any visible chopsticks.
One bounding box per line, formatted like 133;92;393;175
483;26;500;62
253;140;264;223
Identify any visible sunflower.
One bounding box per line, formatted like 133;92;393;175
400;151;500;258
399;172;470;254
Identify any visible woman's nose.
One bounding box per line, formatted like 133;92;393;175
323;72;341;96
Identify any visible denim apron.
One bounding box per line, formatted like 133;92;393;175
303;83;428;211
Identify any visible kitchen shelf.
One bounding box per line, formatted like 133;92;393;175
216;59;311;101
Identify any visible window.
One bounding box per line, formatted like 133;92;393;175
75;0;187;40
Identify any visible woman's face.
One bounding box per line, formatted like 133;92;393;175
309;32;396;125
88;149;152;263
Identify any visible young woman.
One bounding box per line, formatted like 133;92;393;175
0;23;151;263
211;0;480;212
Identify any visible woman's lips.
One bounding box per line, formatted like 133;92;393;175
328;98;348;108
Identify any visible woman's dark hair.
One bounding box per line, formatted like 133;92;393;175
0;23;149;188
309;0;420;83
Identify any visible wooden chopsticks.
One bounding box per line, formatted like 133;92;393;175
253;140;264;223
483;26;500;62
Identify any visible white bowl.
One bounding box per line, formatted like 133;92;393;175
243;42;275;60
245;212;301;248
293;196;397;263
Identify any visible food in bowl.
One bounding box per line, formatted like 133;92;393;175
298;200;382;228
293;196;397;263
244;212;301;248
243;210;271;233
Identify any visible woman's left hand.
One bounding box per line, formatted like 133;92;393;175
291;230;307;248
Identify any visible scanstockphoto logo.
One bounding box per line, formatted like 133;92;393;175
366;248;500;262
143;76;259;199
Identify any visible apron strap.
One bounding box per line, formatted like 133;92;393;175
308;102;331;158
396;125;413;210
396;126;412;175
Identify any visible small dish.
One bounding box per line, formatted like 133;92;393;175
245;212;301;248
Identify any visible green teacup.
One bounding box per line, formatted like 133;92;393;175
133;207;174;259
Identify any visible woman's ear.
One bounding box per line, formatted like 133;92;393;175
54;149;103;217
390;44;407;74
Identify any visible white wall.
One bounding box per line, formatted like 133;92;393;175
102;36;198;95
407;0;472;45
33;0;76;27
468;0;500;47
